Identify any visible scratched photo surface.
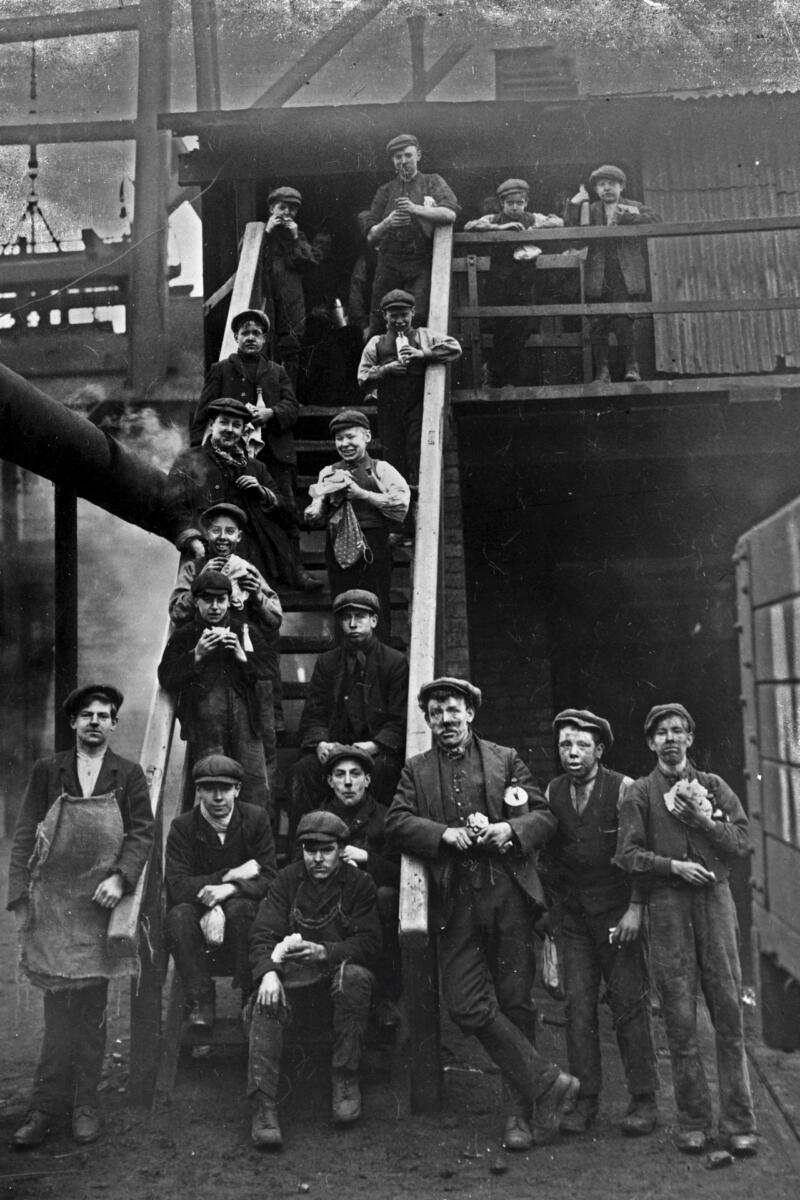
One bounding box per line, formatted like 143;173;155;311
2;3;800;1197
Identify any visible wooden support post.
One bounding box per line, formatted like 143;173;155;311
399;43;473;102
407;15;426;98
53;483;78;751
190;0;221;111
127;799;165;1105
129;0;172;394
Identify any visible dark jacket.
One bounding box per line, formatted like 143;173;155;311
157;612;273;740
543;766;637;914
250;860;381;981
324;793;400;890
7;749;153;910
299;638;408;756
385;735;555;927
614;765;751;893
165;801;277;907
191;354;299;465
563;197;660;298
262;226;317;356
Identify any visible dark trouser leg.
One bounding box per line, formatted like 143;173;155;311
649;888;712;1131
368;749;403;808
439;876;559;1105
369;258;404;337
369;256;432;335
167;903;215;1003
257;677;278;803
487;874;540;1116
71;981;109;1110
330;963;374;1072
287;753;328;842
561;909;603;1100
376;887;402;1001
601;910;659;1099
247;1005;284;1101
693;884;756;1136
222;897;258;997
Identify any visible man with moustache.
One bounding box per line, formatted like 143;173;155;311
615;703;757;1157
165;754;277;1027
541;709;658;1136
8;684;153;1149
247;810;381;1148
364;133;459;335
386;677;579;1151
288;590;408;832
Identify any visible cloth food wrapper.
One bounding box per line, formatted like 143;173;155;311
664;778;713;821
271;932;303;963
200;905;226;947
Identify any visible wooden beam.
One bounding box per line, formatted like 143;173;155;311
251;0;389;108
454;298;800;318
190;0;221;111
406;15;426;98
0;7;140;44
218;221;266;358
0;120;136;145
456;214;800;243
53;484;78;753
452;373;800;408
400;42;473;102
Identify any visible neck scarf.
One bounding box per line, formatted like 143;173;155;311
199;800;234;843
208;440;249;473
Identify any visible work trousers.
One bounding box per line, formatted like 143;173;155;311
368;254;431;335
376;885;402;1002
561;903;658;1101
247;963;374;1099
649;882;755;1136
167;897;258;1001
190;687;271;817
31;982;108;1115
590;255;638;351
440;869;559;1113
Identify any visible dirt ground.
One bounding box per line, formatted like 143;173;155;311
2;836;799;1200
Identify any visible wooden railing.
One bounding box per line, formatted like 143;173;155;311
114;220;268;1104
398;223;454;1112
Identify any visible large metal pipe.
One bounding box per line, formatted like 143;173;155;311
0;361;170;538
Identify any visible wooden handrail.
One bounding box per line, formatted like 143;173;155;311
455;213;800;244
218;221;266;358
399;224;454;945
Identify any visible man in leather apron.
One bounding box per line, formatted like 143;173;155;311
7;684;154;1148
247;811;381;1149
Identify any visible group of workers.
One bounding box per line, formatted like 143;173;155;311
8;669;758;1165
7;133;749;1166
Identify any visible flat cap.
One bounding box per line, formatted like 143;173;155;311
191;568;232;596
380;288;416;310
496;177;530;199
200;501;247;527
268;185;302;206
333;589;380;615
644;703;696;738
590;163;626;187
193;753;244;785
329;408;371;435
386;133;419;155
325;744;375;773
297;810;350;844
206;397;251;422
553;708;614;750
63;684;123;719
231;308;270;335
418;676;482;712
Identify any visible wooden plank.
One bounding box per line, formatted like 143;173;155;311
399;42;473;102
764;838;800;935
756;683;800;766
218;222;265;359
760;762;800;847
454;214;800;243
735;543;766;915
203;271;235;315
454;297;800;318
749;503;800;610
452;373;800;406
0;120;136;145
753;600;800;681
0;8;139;43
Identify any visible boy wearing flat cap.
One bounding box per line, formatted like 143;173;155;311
358;289;461;511
615;704;757;1157
189;310;318;591
564;164;660;383
541;709;658;1137
165;753;277;1029
289;589;408;831
157;569;274;816
304;410;410;631
8;684;153;1149
364;133;459;335
247;809;381;1148
465;179;563;387
261;186;318;388
386;677;578;1152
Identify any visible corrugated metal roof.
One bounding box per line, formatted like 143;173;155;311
644;112;800;376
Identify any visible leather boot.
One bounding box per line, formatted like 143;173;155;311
475;1013;540;1109
331;1071;361;1125
623;354;641;382
593;347;611;383
251;1092;283;1150
13;1110;53;1149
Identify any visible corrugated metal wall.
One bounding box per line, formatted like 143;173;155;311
644;99;800;375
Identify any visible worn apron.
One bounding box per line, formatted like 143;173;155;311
21;791;129;990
